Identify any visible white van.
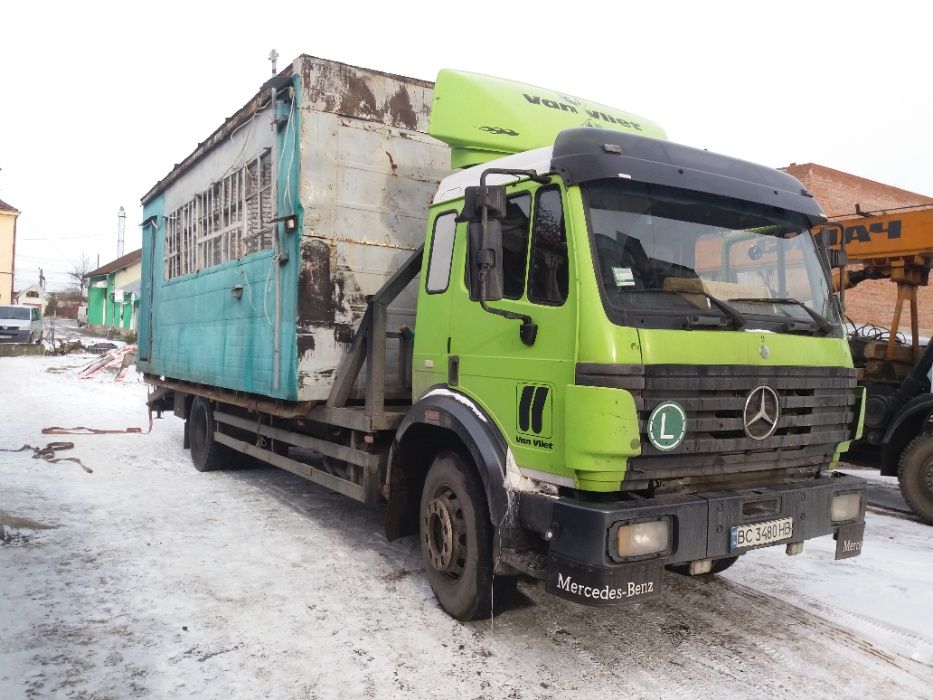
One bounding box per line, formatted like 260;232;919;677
77;304;88;327
0;305;44;344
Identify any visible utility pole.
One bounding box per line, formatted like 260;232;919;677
269;49;279;76
117;206;126;258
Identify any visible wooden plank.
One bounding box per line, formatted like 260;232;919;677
863;340;914;363
366;302;387;421
326;307;369;408
306;405;407;433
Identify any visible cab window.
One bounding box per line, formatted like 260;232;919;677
467;193;531;300
501;194;532;299
426;212;457;293
528;188;568;305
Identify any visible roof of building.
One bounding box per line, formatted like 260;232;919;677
0;197;19;214
14;284;48;298
87;248;142;277
781;163;933;220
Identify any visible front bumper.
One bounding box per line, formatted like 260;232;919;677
0;329;31;343
520;474;867;607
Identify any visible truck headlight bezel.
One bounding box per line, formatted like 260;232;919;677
831;491;862;524
608;518;671;562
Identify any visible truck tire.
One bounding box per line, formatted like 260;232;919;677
187;397;232;472
419;450;515;620
898;435;933;525
669;556;739;576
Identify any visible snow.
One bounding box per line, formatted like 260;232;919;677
2;355;932;698
422;387;488;423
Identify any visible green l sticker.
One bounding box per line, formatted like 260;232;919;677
647;401;686;451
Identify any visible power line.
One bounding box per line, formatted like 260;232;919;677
18;232;110;241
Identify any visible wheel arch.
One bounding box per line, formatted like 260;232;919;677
384;388;510;541
880;396;933;476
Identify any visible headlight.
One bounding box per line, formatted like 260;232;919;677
616;519;669;557
831;493;861;523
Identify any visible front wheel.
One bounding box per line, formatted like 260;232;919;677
419;451;515;620
898;435;933;525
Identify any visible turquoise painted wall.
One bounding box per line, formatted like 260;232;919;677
138;74;303;400
88;282;106;325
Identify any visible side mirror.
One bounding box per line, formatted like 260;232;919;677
462;184;507;222
814;227;847;268
468;219;504;301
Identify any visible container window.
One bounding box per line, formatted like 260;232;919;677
528;188;569;305
164;148;274;280
426;213;457;293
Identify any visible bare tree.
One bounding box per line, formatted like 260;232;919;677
68;254;94;297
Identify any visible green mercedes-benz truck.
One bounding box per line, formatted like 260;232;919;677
140;56;867;620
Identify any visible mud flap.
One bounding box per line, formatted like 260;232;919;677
546;553;662;606
833;522;865;560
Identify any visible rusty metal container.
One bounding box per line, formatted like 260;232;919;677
139;56;450;402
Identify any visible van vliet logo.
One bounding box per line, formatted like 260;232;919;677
647;401;686;451
516;383;553;449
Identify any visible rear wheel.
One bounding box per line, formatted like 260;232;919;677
419;451;515;620
187;397;232;472
669;555;739;576
898;435;933;525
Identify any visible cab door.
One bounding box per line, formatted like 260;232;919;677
449;180;577;483
411;209;458;396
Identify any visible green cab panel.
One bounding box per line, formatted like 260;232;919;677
429;70;666;168
564;385;640;490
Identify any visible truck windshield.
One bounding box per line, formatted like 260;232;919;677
0;305;30;320
582;179;838;333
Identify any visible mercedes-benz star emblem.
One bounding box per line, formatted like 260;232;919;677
743;386;780;440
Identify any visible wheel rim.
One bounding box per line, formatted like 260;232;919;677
923;456;933;494
424;485;466;580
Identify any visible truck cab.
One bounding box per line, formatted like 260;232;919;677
396;103;866;616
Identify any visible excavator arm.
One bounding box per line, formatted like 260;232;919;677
814;206;933;363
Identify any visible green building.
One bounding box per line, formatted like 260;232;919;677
86;249;142;333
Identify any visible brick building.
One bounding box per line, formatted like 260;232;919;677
782;164;933;339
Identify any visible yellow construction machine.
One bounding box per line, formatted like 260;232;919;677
815;206;933;523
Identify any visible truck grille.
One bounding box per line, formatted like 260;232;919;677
575;364;859;488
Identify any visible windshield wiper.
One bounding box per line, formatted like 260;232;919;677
729;297;834;335
625;289;746;330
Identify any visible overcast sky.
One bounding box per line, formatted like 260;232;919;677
2;0;930;292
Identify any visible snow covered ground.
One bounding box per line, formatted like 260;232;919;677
1;355;931;699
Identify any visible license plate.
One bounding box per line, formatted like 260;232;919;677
730;517;793;551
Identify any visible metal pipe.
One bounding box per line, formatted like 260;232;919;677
270;86;282;391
